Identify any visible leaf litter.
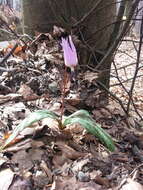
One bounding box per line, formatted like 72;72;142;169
0;13;143;189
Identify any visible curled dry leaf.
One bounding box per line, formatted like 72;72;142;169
53;142;87;167
57;142;87;160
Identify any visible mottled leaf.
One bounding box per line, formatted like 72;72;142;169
63;111;115;152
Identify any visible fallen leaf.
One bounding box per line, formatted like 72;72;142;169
84;71;98;83
50;176;102;190
53;141;87;167
18;84;39;101
0;157;8;167
9;176;33;190
0;94;22;104
0;168;14;190
120;178;143;190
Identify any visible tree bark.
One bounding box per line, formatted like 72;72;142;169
23;0;115;47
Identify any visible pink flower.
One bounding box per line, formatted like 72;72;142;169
60;35;78;70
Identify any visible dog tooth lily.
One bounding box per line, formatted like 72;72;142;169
60;35;78;72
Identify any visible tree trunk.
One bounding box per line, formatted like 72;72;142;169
23;0;115;47
22;0;116;104
134;0;142;37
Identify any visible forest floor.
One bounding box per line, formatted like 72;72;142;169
0;34;143;190
0;6;143;189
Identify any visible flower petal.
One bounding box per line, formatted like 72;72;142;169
61;35;78;68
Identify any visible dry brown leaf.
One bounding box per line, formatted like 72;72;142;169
65;123;84;134
53;142;87;167
4;139;45;153
84;71;98;83
90;170;102;180
12;148;45;171
3;102;26;121
71;156;91;174
0;120;6;129
0;94;22;104
9;176;33;190
94;175;110;187
65;93;81;106
57;142;87;160
40;160;52;183
5;139;31;152
42;118;59;130
50;176;102;190
18;84;39;101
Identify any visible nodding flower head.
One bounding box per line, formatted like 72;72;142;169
60;35;78;69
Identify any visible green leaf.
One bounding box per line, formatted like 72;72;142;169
1;110;59;150
63;113;115;152
64;109;92;120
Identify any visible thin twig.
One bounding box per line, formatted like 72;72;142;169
126;12;143;113
78;28;99;65
95;0;140;70
110;74;143;86
0;17;27;45
97;80;128;115
73;0;102;27
112;61;142;119
86;17;143;44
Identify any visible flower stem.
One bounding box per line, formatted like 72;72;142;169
60;66;67;122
